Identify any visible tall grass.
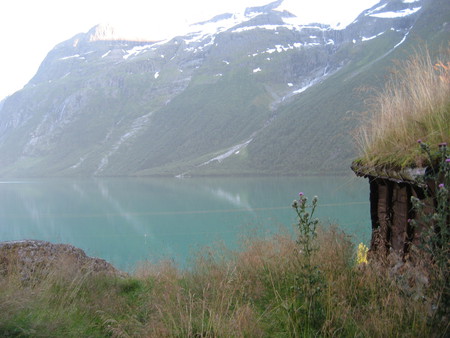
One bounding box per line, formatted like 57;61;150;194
0;226;437;337
355;47;450;169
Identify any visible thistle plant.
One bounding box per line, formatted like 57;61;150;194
289;193;324;334
292;193;319;258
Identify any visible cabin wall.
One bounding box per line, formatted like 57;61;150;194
367;176;434;258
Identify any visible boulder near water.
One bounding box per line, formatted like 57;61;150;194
0;240;124;280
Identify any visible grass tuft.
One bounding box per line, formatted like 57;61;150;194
355;47;450;169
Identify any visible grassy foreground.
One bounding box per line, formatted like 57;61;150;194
0;224;444;337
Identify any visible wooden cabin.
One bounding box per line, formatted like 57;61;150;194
351;163;436;259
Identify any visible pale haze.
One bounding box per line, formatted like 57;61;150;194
0;0;379;100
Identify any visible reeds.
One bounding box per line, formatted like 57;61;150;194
355;47;450;168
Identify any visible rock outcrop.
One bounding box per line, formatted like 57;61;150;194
0;240;124;280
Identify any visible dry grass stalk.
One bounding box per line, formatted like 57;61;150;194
355;47;450;168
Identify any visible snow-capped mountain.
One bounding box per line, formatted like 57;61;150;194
0;0;447;177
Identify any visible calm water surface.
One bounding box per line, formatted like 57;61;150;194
0;176;370;271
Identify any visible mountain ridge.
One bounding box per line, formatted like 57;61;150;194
0;0;448;177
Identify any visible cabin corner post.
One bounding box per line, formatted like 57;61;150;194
404;184;415;256
391;182;409;254
368;177;380;255
367;177;392;257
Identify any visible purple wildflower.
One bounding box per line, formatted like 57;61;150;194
438;183;444;189
439;142;447;147
299;192;304;197
446;158;450;163
417;139;422;144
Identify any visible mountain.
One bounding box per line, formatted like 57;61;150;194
0;0;448;177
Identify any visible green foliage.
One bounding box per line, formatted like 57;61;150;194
289;194;325;335
410;141;450;327
292;194;319;258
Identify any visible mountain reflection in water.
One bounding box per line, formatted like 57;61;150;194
0;176;370;271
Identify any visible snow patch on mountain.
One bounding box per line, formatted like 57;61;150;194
248;42;319;59
393;30;410;49
369;7;421;18
123;44;155;60
273;0;380;30
184;11;262;45
283;18;333;32
201;139;253;166
362;31;385;41
365;3;388;16
230;21;331;33
293;82;314;95
179;0;362;46
232;22;345;36
59;54;82;60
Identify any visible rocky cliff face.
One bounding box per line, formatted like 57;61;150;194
0;0;446;177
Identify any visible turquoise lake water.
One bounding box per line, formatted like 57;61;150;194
0;176;371;271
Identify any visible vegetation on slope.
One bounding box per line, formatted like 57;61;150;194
354;47;450;170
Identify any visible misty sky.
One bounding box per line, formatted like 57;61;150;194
0;0;379;100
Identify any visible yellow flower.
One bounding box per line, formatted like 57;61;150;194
356;243;369;265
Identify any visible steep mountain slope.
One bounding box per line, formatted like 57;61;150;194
0;0;447;177
243;0;450;175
